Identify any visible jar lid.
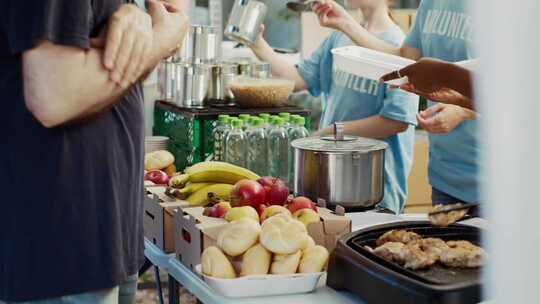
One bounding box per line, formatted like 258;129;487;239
291;123;388;153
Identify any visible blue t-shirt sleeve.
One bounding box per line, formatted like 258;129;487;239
380;86;419;126
296;32;337;97
403;0;427;50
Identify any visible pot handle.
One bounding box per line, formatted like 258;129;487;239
333;123;345;141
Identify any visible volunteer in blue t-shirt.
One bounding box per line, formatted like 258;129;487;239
311;0;479;205
248;0;419;214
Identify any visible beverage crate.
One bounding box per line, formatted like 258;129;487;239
153;100;312;171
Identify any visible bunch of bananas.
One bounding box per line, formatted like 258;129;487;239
166;161;260;206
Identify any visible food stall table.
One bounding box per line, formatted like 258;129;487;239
144;213;488;304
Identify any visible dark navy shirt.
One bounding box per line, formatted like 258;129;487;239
0;0;145;301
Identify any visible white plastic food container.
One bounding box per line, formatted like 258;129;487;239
332;46;479;85
332;46;415;85
195;264;324;298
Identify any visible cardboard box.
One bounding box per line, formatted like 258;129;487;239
143;185;201;253
307;200;352;253
174;206;229;270
173;203;351;270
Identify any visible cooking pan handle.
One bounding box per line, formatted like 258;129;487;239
333;123;345;141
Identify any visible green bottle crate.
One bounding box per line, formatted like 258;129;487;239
153;101;312;172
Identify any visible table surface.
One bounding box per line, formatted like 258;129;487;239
144;212;489;304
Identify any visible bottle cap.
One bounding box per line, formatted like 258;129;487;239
296;117;306;125
218;115;230;123
232;119;243;127
253;118;264;127
259;113;270;119
238;114;251;120
279;113;290;119
272;117;284;126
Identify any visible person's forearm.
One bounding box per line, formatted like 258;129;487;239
314;115;409;139
339;21;420;61
23;42;163;128
250;41;308;92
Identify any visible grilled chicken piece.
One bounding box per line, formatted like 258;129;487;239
429;204;469;227
373;242;405;262
376;229;422;246
410;238;450;261
440;240;485;268
401;242;437;270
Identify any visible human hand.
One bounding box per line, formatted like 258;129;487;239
380;58;475;109
250;24;270;52
311;0;356;31
147;0;189;62
90;3;153;88
417;103;477;134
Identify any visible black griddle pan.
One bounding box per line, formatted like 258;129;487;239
327;221;485;304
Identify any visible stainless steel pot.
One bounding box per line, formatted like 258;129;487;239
292;123;389;210
206;63;238;102
177;25;220;64
225;0;267;46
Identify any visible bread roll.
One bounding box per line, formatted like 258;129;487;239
304;236;316;250
240;243;272;276
260;214;309;254
145;150;175;170
299;245;329;273
217;218;261;257
270;251;302;275
201;246;236;279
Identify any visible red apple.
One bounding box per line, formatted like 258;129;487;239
257;176;289;205
288;196;317;214
229;179;266;208
145;170;169;185
209;202;232;218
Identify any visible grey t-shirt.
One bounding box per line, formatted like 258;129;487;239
0;0;145;301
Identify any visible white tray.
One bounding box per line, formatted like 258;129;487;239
332;46;479;85
195;264;324;298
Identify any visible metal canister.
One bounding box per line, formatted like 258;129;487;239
207;63;238;102
157;58;176;101
251;62;271;78
224;0;267;46
189;64;211;108
176;25;220;64
173;63;194;106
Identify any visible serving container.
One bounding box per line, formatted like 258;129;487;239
292;123;388;211
251;62;271;78
206;63;238;103
228;76;295;108
195;264;324;298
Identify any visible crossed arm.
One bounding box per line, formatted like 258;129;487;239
23;0;188;128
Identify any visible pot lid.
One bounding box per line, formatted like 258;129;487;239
292;123;388;153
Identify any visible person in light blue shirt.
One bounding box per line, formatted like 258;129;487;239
311;0;479;205
248;0;419;214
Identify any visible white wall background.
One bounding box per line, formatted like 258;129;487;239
472;0;540;302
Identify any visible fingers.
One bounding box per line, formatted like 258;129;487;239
104;15;125;70
417;113;447;134
113;30;136;88
146;0;167;20
379;70;401;82
259;24;265;34
419;103;445;118
123;38;145;87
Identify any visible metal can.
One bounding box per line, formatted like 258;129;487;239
158;58;176;101
224;0;267;46
207;63;239;102
251;62;271;78
175;25;220;64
